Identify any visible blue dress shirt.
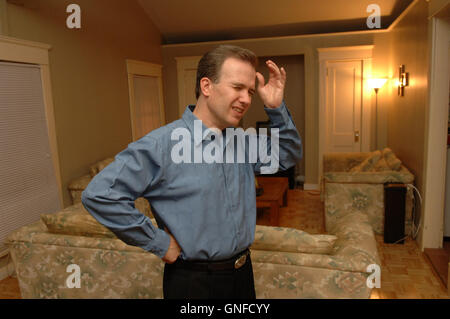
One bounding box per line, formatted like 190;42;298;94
81;102;302;261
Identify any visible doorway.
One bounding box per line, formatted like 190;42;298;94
318;46;373;179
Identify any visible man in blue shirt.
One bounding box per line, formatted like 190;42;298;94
82;45;302;299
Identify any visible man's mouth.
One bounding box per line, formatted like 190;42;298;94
232;107;244;114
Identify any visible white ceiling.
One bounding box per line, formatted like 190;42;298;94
138;0;414;44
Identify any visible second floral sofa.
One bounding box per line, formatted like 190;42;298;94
322;148;415;236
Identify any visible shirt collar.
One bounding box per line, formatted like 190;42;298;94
181;105;234;148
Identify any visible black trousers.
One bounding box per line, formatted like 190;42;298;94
163;254;256;299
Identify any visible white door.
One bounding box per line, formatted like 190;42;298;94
132;75;163;139
126;60;165;141
176;56;201;117
325;60;363;153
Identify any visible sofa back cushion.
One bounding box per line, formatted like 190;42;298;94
41;203;117;238
41;203;156;238
251;225;337;254
349;150;382;172
323;152;371;172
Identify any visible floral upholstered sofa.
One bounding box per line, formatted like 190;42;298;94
6;157;381;299
322;148;415;235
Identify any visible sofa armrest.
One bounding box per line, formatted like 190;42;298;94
251;213;380;273
328;212;381;268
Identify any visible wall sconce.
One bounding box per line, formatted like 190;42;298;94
398;65;409;96
368;78;388;148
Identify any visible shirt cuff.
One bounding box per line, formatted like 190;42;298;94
264;101;293;127
143;227;171;259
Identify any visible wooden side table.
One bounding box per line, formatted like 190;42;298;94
256;177;289;226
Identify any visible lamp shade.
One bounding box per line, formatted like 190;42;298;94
368;78;388;89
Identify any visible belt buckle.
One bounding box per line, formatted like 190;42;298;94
234;252;247;269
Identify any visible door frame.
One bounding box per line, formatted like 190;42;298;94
420;6;450;250
318;45;373;181
126;60;165;141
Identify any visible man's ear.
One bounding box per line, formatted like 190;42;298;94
200;77;212;97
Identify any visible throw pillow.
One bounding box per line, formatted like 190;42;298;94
373;157;391;171
41;203;116;238
251;225;338;254
382;148;402;171
349;150;382;172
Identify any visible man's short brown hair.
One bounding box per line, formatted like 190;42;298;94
195;45;258;99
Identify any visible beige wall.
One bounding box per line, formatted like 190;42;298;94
5;0;162;207
372;0;429;242
162;31;376;186
244;55;305;178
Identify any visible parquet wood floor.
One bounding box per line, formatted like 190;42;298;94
1;189;448;299
0;275;20;299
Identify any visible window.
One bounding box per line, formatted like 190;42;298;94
0;62;61;253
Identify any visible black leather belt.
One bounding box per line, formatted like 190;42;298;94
171;249;250;271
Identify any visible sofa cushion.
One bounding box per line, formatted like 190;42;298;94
349;150;381;172
41;203;156;239
41;203;117;238
68;174;92;191
373;157;391;171
382;148;402;171
251;225;337;254
89;157;115;177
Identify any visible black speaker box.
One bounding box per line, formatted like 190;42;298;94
384;183;407;244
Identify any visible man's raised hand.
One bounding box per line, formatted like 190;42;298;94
256;60;286;109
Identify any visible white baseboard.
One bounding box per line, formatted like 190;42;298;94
303;183;319;190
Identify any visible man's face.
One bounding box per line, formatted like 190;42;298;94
205;57;256;129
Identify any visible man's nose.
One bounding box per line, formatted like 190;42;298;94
239;91;252;106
